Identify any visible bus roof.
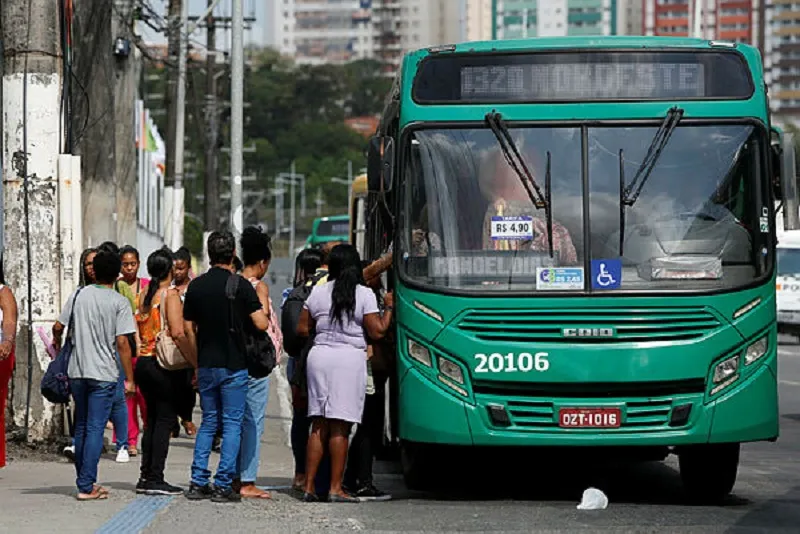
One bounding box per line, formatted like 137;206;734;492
317;214;349;223
410;36;756;56
352;174;367;196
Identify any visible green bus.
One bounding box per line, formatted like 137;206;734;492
362;36;795;501
305;214;350;249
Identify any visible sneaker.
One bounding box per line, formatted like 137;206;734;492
211;486;242;503
115;448;130;463
352;484;392;502
143;481;184;496
185;482;214;501
136;479;148;494
63;445;75;463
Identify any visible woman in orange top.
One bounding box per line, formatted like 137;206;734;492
132;248;183;495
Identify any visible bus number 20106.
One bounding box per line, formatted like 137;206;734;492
474;352;549;373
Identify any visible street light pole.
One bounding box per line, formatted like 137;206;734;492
230;0;244;240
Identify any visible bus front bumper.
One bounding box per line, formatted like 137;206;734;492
398;355;779;447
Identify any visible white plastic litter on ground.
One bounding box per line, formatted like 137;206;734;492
577;487;609;510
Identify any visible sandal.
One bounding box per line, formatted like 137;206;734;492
182;421;197;436
77;488;108;501
94;485;110;495
240;487;272;499
329;493;359;503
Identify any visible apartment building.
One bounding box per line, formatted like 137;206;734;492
493;0;619;39
764;0;800;118
642;0;757;42
466;0;494;42
271;0;464;67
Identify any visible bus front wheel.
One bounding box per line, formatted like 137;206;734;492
678;443;740;503
400;440;434;491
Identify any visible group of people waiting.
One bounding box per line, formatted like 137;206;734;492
46;228;278;502
1;226;397;506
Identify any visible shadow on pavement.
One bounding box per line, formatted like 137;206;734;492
732;485;800;531
375;451;753;507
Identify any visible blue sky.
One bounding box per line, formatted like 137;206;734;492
139;0;274;49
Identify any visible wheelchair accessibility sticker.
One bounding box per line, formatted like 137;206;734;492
591;259;622;290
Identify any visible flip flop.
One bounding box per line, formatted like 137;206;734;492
77;489;108;501
241;489;272;499
94;485;110;495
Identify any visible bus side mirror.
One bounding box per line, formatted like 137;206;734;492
773;143;783;201
367;136;394;193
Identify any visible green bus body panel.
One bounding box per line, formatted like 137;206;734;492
308;215;349;246
388;37;777;447
395;283;778;446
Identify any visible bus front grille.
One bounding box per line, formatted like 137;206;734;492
478;395;687;430
458;307;721;343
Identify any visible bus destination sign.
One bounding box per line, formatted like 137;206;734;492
412;51;753;103
460;62;705;100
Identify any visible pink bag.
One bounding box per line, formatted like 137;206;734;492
249;278;284;363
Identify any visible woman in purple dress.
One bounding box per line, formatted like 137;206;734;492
296;244;394;502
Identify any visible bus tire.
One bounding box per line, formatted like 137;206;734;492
678;443;740;503
400;440;433;491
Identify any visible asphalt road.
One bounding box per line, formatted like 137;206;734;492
143;336;800;533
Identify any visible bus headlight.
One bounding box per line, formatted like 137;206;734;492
437;357;464;385
713;355;739;384
711;355;740;395
408;339;432;367
745;336;768;365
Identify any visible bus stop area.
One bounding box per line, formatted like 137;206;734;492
1;343;799;533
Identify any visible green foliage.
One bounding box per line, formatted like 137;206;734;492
144;47;393;240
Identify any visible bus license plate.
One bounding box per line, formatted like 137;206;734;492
559;408;621;428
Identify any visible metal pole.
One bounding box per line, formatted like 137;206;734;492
300;174;306;217
289;162;296;254
275;179;281;241
172;0;188;248
203;1;220;232
347;159;353;203
230;0;244;240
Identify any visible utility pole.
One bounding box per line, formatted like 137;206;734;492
204;1;220;236
290;163;297;255
165;0;187;249
230;0;244;240
2;0;64;439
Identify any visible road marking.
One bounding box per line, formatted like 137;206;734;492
780;380;800;387
96;495;174;534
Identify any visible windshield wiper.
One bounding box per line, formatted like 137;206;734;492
618;106;684;256
485;112;553;257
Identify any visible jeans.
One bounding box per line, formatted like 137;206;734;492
191;367;248;490
71;378;116;494
135;357;179;483
236;375;270;483
109;376;129;450
287;357;330;495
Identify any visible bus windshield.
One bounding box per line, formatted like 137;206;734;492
399;123;770;293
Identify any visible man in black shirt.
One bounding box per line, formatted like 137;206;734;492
183;231;268;503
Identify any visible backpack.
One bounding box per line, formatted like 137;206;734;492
41;287;84;404
225;273;277;379
280;271;326;359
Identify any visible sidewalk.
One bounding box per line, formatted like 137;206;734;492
0;365;318;533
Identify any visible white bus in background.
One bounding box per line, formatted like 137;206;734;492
777;230;800;339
